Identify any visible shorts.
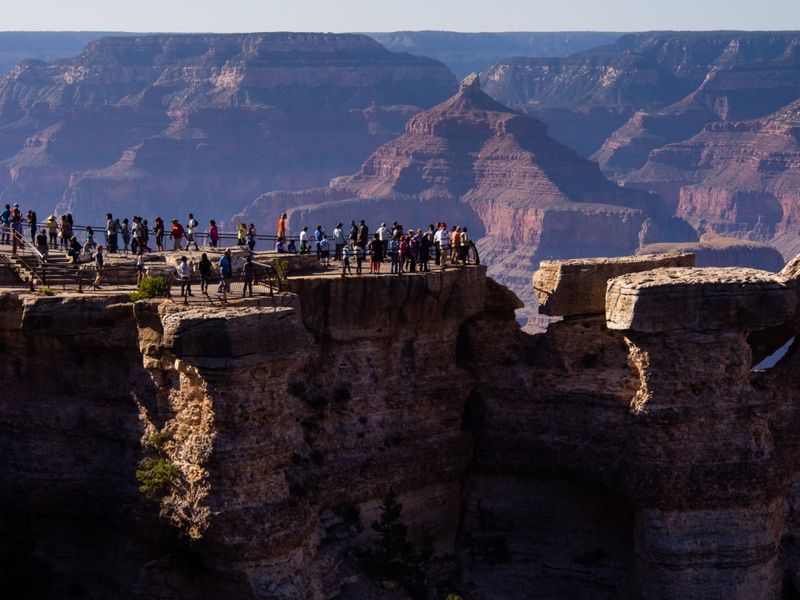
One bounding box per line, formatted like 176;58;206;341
321;250;330;258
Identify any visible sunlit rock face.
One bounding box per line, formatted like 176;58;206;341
0;33;457;224
234;74;694;324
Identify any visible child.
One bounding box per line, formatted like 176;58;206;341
341;241;354;277
319;235;330;266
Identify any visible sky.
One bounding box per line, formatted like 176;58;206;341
0;0;798;33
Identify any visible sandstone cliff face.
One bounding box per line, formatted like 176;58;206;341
3;254;800;598
0;33;457;224
0;268;485;599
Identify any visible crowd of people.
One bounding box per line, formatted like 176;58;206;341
274;214;475;277
2;203;477;296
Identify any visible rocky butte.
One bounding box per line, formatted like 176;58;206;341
233;74;697;320
1;250;800;599
0;33;456;224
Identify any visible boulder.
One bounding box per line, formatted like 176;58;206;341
533;253;695;317
606;267;797;332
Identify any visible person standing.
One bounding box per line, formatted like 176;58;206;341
176;255;193;299
450;226;461;265
198;253;212;294
247;223;257;252
241;254;254;297
299;226;309;254
460;227;470;264
341;240;354;277
46;215;58;249
186;213;199;250
208;220;220;248
313;224;324;259
356;219;368;249
171;219;185;251
434;223;449;270
105;213;114;249
319;235;330;267
110;218;120;253
368;233;383;274
92;245;104;289
277;212;287;240
27;209;37;242
236;222;247;246
0;204;10;244
154;217;165;252
376;222;389;258
136;249;145;285
121;218;130;253
332;223;344;261
388;235;400;275
218;249;232;293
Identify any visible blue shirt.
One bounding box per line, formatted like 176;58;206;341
219;255;232;277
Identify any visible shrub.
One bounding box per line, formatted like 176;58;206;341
38;286;54;296
272;258;290;291
130;275;167;301
135;457;179;499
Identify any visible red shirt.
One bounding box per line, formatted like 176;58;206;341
171;223;185;239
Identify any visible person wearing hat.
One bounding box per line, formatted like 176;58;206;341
176;255;193;299
46;215;58;249
376;222;389;259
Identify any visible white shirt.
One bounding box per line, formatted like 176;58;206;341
177;262;191;279
377;226;389;241
299;230;308;243
434;229;449;247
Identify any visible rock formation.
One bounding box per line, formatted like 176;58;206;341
368;31;621;79
625;98;800;259
637;234;787;271
233;74;695;319
0;33;457;224
482;32;800;158
3;252;800;598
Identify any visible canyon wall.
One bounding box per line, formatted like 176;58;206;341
3;252;800;598
0;33;457;224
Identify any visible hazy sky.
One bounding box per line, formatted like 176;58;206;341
1;0;797;32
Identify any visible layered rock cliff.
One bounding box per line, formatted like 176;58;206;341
3;252;800;599
0;33;457;224
233;74;695;318
624;98;800;257
482;32;800;158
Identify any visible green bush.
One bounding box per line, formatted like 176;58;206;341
272;258;289;291
130;275;167;301
38;286;54;296
135;457;179;499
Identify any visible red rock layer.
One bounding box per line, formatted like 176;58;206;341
625;99;800;257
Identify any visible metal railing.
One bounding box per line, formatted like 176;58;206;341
1;225;89;292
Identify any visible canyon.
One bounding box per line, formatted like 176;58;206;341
0;33;457;225
2;250;800;599
233;73;698;319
